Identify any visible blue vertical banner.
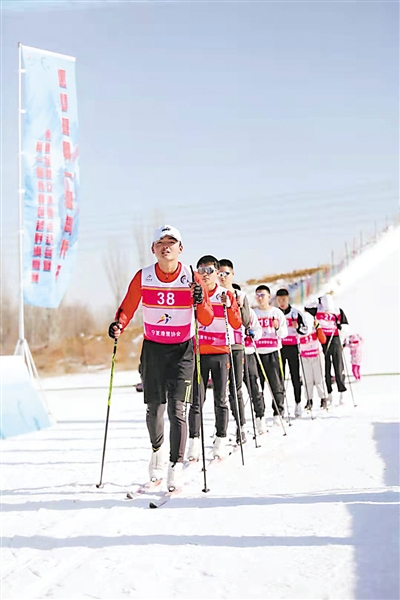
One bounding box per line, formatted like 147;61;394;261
21;45;79;308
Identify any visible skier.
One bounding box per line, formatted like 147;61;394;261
108;225;213;491
301;304;328;409
218;260;250;443
187;255;242;461
306;294;349;405
276;288;308;417
343;333;363;380
242;304;266;434
253;285;288;424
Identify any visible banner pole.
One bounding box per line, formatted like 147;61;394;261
16;42;25;349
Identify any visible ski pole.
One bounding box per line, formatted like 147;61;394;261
243;349;260;448
339;336;357;408
190;266;210;493
251;340;287;436
297;344;315;420
277;348;293;425
96;338;118;488
223;305;245;465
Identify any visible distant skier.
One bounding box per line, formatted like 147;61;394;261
276;288;308;417
306;294;349;405
187;255;242;461
108;225;213;492
253;285;288;424
343;334;364;380
218;261;251;444
301;304;329;409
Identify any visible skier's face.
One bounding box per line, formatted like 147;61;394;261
255;290;270;308
152;236;182;262
276;295;289;310
197;263;218;288
217;266;234;289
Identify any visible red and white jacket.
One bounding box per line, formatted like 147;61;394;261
198;284;242;355
252;306;288;354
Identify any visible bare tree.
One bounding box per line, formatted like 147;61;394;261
103;237;132;306
133;210;164;267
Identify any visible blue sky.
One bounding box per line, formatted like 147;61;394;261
1;0;398;311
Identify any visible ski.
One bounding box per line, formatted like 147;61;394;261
149;486;183;509
126;479;162;499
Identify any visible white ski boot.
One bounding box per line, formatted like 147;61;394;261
327;393;333;406
167;462;184;492
273;415;281;426
294;403;302;418
255;417;266;435
339;392;345;405
187;437;200;461
213;436;228;459
148;445;167;482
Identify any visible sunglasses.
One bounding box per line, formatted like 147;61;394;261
218;271;232;277
198;266;216;275
256;293;268;298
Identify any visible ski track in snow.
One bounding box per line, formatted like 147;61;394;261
1;229;399;600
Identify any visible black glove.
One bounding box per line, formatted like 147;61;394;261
108;321;122;339
193;283;204;304
334;315;342;330
245;328;255;339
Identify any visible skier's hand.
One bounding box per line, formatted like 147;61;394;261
235;294;243;308
190;283;204;305
220;292;231;308
272;317;280;330
108;321;122;339
245;328;255;339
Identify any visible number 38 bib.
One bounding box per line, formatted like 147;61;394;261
141;264;195;344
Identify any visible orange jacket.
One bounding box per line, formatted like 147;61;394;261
115;262;214;332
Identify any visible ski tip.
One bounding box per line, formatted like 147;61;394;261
149;501;158;509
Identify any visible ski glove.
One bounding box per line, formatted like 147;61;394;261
108;321;122;339
193;284;204;304
245;328;255;339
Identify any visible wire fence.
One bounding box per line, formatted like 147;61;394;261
283;218;398;306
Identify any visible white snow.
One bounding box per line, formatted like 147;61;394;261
1;229;399;600
313;226;399;375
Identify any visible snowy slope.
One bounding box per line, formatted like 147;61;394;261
314;226;399;375
1;232;399;600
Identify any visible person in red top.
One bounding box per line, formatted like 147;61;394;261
187;255;242;461
108;225;213;492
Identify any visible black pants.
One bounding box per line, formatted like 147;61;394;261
244;353;265;418
281;344;302;404
228;348;246;427
189;353;229;438
323;336;347;394
140;339;194;463
256;351;285;416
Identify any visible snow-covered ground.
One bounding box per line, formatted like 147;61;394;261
1;228;399;600
314;225;399;376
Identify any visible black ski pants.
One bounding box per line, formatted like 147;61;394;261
281;344;302;404
256;351;285;416
228;348;246;427
189;353;229;439
323;336;347;394
244;353;265;418
140;339;194;464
